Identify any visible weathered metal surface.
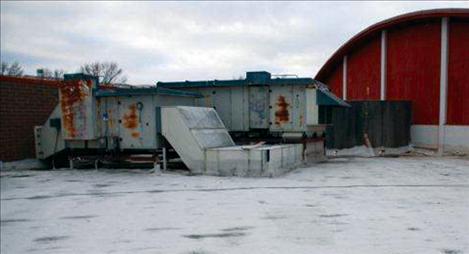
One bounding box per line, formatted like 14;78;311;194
316;88;350;107
91;94;196;150
95;87;203;98
178;106;226;130
34;106;65;159
275;95;290;125
327;101;412;149
157;71;314;88
118;97;156;149
249;86;269;129
305;88;318;125
270;86;293;131
292;85;305;130
192;86;249;132
205;144;303;177
59;79;96;139
123;103;138;129
213;88;232;128
162;106;235;174
230;87;249;131
156;72;350;133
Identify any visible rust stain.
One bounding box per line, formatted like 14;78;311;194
59;80;92;138
275;95;290;125
108;110;114;129
123;104;138;129
131;132;140;138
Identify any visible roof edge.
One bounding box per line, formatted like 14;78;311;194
315;8;469;81
0;75;62;88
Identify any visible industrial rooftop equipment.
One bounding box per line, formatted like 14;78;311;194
158;71;349;163
34;71;349;176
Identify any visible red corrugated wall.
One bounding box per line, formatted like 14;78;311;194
386;20;441;125
447;19;469;125
324;62;343;98
347;34;381;100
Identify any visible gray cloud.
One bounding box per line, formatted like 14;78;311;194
1;1;468;84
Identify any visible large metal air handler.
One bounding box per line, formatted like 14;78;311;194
34;72;348;176
34;73;201;169
157;71;350;162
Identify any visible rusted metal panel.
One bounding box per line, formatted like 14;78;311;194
249;86;269;129
59;79;96;140
104;97;120;138
118;96;156;149
268;86;307;132
270;86;293;131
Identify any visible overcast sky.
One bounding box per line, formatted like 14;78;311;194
1;1;468;84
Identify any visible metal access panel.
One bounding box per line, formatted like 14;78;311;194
249;86;269;129
230;86;249;131
213;88;233;129
292;85;306;131
269;85;306;132
305;88;319;125
192;86;249;132
59;79;97;140
100;97;121;138
118;96;157;149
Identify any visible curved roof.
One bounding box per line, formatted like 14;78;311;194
315;8;469;81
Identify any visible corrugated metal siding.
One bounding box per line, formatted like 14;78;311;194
347;34;381;100
447;19;469;125
386;20;441;125
326;101;412;149
324;62;343;98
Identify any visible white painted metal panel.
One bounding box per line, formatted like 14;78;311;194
118;96;156;149
34;105;65;159
162;106;235;174
230;87;246;131
191;129;234;148
213;88;232;129
411;125;438;149
249;86;269;129
178;106;226;129
293;85;306;130
205;147;249;176
205;144;303;177
443;125;469;152
305;88;319;125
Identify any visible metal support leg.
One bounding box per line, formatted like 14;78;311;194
153;160;161;175
162;147;167;171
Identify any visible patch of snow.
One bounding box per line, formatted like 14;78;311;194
1;156;468;254
327;145;413;158
0;159;46;171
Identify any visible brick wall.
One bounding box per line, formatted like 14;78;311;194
0;76;61;161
